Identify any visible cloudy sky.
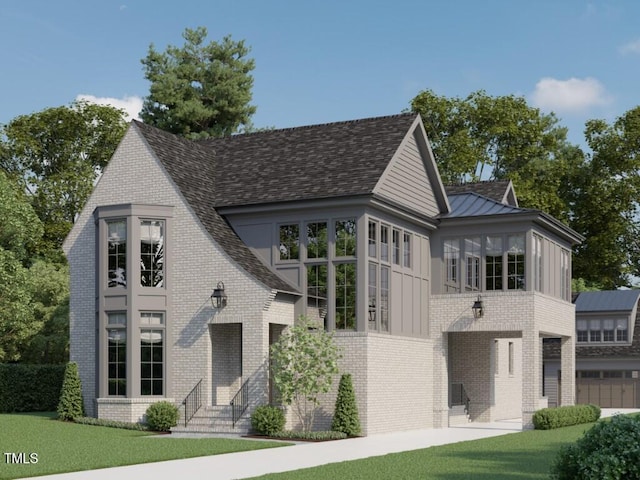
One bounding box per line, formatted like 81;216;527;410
1;0;639;148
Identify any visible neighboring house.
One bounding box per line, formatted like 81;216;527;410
63;113;582;435
544;290;640;408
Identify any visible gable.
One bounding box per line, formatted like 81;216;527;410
374;118;449;218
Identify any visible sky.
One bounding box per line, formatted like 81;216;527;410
1;0;639;149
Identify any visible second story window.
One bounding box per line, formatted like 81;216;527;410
107;220;127;288
335;219;356;257
507;235;525;290
140;220;164;287
465;237;481;291
279;224;300;261
444;239;459;292
486;236;503;291
577;318;629;344
306;222;327;259
403;233;412;268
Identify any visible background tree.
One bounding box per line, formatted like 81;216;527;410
270;316;341;432
569;107;640;288
0;101;127;257
141;26;256;139
410;89;577;221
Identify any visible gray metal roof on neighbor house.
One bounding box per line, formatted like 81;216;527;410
442;192;526;218
200;113;419;207
133;120;299;294
575;290;640;313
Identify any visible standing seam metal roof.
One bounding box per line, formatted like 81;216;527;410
442;192;528;218
575;290;640;312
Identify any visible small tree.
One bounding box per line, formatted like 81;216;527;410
331;373;361;436
57;362;84;421
270;316;341;432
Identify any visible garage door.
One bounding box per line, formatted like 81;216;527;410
575;371;639;408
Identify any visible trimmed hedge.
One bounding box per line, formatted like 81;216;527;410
0;364;66;412
533;404;601;430
269;430;347;441
73;416;151;431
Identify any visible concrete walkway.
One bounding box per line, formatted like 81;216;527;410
24;409;639;480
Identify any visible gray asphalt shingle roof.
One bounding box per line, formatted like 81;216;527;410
201;113;418;207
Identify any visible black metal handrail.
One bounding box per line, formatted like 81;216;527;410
230;379;249;427
450;382;471;415
182;379;202;427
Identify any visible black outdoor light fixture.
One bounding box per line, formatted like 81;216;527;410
210;281;228;308
472;295;484;319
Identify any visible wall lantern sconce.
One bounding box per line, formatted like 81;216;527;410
472;296;484;319
210;281;228;308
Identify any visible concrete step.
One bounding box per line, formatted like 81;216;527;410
172;405;251;434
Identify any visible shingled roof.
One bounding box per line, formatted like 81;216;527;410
201;113;419;207
445;180;517;206
133;120;298;294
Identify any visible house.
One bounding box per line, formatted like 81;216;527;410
544;290;640;409
63;113;582;435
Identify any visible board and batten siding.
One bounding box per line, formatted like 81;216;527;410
375;131;440;217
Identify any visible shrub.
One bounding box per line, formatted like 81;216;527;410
331;373;361;436
269;430;347;441
57;362;84;421
251;405;286;436
551;414;640;479
533;404;600;430
73;416;150;431
0;364;65;412
145;401;179;432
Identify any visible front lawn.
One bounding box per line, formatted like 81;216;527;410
0;412;289;479
250;421;603;479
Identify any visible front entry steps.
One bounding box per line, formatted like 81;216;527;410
171;405;251;434
449;404;471;426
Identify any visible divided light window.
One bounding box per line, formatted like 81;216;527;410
306;222;327;259
465;237;481;291
140;312;164;396
507;235;525;290
107;220;127;288
107;312;126;396
140;220;164;287
278;224;300;261
577;318;628;344
335;219;356;257
335;263;356;329
486;236;503;291
368;221;377;258
444;239;459;292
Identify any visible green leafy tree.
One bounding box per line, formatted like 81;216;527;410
141;26;256;139
270;316;341;432
410;89;577;221
21;261;70;364
0;101;127;256
57;361;84;421
331;373;361;436
569;107;640;288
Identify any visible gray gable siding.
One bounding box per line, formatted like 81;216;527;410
375;131;441;217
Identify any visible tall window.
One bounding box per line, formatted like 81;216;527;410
306;264;328;325
380;225;389;262
368;221;377;258
140;312;164;396
486;236;503;291
368;262;377;330
533;234;543;292
380;266;390;332
577;319;588;342
403;232;412;268
617;319;628;341
392;229;401;265
140;220;164;287
306;222;327;259
279;224;299;261
508;342;514;375
507;235;525;290
444;239;459;292
560;249;570;301
335;263;356;329
107;312;126;395
335;219;356;257
107;220;127;287
465;237;481;291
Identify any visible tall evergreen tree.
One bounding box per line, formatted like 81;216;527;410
141;27;256;139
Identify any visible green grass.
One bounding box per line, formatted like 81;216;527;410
250;422;599;480
0;412;289;479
